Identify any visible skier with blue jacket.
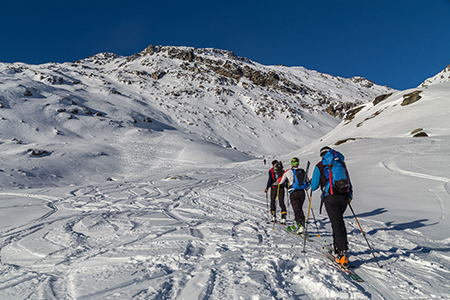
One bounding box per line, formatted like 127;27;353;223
311;146;353;267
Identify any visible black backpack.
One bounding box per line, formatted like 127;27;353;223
274;162;284;179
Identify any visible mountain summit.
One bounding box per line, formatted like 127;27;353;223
0;48;450;300
0;45;393;187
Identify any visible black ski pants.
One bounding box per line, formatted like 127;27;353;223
270;185;286;217
290;190;306;225
323;193;350;252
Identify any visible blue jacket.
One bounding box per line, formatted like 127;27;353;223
310;165;322;193
311;150;353;198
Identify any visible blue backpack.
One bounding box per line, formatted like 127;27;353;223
291;168;309;191
322;149;350;195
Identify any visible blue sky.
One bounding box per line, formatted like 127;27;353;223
1;0;449;90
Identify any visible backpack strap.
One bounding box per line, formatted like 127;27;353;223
344;163;350;192
328;165;333;195
278;169;290;185
317;162;326;190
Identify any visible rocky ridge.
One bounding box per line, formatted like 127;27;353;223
79;45;393;120
0;44;394;162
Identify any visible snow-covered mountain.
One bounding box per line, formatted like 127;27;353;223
0;47;449;299
0;45;392;188
303;75;450;150
420;64;450;87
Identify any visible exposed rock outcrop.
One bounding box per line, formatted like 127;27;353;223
373;93;393;106
401;90;422;106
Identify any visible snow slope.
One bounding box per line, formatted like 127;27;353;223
420;64;450;87
0;45;393;182
0;48;449;299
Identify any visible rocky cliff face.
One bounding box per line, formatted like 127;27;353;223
0;44;394;159
114;45;394;119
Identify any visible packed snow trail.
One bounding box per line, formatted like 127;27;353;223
0;137;450;299
0;172;447;299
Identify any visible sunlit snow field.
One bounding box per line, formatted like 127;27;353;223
0;53;449;299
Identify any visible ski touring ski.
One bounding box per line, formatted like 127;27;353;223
264;217;287;225
264;218;313;241
321;243;364;282
286;224;313;242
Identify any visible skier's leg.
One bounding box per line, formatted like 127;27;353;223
324;195;348;251
279;187;287;218
270;187;277;218
290;191;305;224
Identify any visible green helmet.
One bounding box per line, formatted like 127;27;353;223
291;157;300;166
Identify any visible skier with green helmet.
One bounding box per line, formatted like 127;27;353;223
278;157;310;234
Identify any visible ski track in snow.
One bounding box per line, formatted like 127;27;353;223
383;157;450;183
0;141;450;299
381;140;450;228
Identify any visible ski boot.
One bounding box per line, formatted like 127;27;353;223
296;222;305;235
280;216;286;225
335;250;349;268
270;213;277;223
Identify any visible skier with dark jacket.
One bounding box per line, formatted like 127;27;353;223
264;160;287;224
311;146;353;267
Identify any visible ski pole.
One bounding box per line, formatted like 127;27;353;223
273;184;281;230
302;161;313;253
348;203;382;268
307;190;321;237
266;191;269;223
302;189;313;253
304;164;320;238
286;187;290;222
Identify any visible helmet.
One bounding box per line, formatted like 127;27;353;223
291;157;300;166
320;146;331;157
274;161;284;176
